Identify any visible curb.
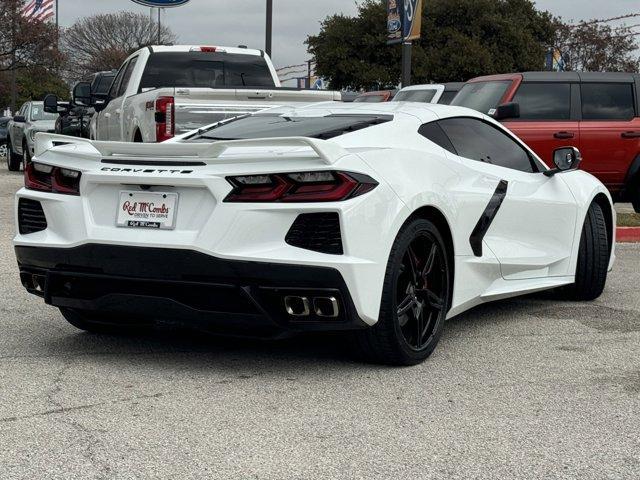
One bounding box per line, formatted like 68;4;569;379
617;227;640;243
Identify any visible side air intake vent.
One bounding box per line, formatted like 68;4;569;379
18;198;48;234
285;213;343;255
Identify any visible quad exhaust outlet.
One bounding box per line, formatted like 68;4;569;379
284;295;339;318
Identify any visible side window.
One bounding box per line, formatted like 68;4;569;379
117;56;138;98
438;117;536;173
418;122;457;154
108;62;128;98
512;83;571;120
581;83;635;120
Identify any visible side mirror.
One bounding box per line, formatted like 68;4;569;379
13;115;26;123
72;81;92;106
492;102;520;121
544;147;582;177
43;94;59;113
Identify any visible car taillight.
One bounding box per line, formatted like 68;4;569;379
25;162;81;195
155;96;175;142
224;171;377;202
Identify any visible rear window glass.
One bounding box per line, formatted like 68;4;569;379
581;83;635;120
512;83;571;120
437;91;457;105
450;81;511;114
394;89;437;103
195;114;392;141
140;52;275;90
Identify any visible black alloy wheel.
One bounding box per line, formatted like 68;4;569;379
356;218;451;366
396;234;447;351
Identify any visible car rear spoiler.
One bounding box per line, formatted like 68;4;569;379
34;134;350;165
199;137;350;165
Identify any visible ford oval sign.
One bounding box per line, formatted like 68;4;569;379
131;0;191;7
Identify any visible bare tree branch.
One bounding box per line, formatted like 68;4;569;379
553;18;640;72
62;11;176;81
0;0;62;73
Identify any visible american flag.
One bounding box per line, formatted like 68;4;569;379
21;0;55;22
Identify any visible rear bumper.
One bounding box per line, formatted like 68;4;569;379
15;244;368;336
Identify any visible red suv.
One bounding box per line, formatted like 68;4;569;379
451;72;640;212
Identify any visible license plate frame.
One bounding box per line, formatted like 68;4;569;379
116;191;179;230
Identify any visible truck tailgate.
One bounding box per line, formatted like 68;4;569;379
173;87;341;134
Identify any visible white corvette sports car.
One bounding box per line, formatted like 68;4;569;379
14;102;615;365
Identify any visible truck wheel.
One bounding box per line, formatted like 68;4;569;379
558;202;609;301
631;181;640;213
6;138;21;171
22;140;31;169
355;218;452;366
59;308;150;334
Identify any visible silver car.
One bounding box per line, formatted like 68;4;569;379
6;101;57;171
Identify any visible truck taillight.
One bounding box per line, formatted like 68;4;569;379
224;171;378;203
25;162;81;195
155;96;175;142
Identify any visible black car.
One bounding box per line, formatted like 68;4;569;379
47;70;117;139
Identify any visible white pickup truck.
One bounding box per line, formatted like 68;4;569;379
75;45;342;143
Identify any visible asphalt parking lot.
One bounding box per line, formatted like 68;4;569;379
0;168;639;480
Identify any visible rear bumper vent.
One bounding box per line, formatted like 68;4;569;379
285;213;343;255
18;198;47;234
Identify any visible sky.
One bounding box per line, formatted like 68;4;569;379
55;0;640;83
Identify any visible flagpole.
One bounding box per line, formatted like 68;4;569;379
55;0;59;49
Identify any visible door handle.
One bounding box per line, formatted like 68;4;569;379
554;131;574;139
115;109;122;116
621;131;640;138
104;113;111;119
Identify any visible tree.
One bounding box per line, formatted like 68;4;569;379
553;20;640;72
62;11;176;80
307;0;555;90
0;0;64;111
0;67;68;106
0;0;62;73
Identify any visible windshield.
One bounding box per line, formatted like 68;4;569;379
30;105;57;121
194;114;392;141
450;81;512;114
140;51;275;90
394;89;437;103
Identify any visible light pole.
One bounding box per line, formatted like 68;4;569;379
265;0;272;57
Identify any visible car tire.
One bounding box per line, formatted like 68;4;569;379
59;307;150;334
6;138;21;171
559;202;609;301
22;140;31;170
355;218;452;366
631;181;640;213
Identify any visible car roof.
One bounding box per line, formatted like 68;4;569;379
444;82;464;91
469;71;640;84
399;84;444;92
147;45;264;57
261;101;484;124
